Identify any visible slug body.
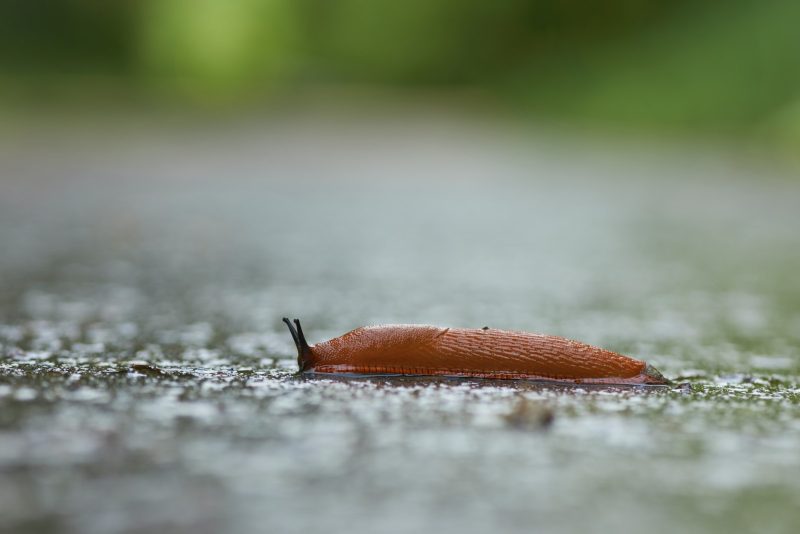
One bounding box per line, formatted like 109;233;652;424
282;319;669;385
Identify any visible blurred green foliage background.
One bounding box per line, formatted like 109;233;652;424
1;0;799;146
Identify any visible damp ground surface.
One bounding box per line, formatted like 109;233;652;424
1;113;800;534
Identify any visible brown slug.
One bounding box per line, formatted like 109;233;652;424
283;318;669;385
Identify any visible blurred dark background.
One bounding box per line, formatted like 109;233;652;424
1;0;799;150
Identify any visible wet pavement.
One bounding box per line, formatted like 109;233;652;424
1;112;799;533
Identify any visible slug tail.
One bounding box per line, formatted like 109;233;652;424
642;363;672;385
282;317;312;371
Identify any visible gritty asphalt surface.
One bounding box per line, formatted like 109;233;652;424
1;112;800;534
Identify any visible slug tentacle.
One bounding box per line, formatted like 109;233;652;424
282;317;312;371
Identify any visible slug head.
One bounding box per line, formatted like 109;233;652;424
282;317;312;371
